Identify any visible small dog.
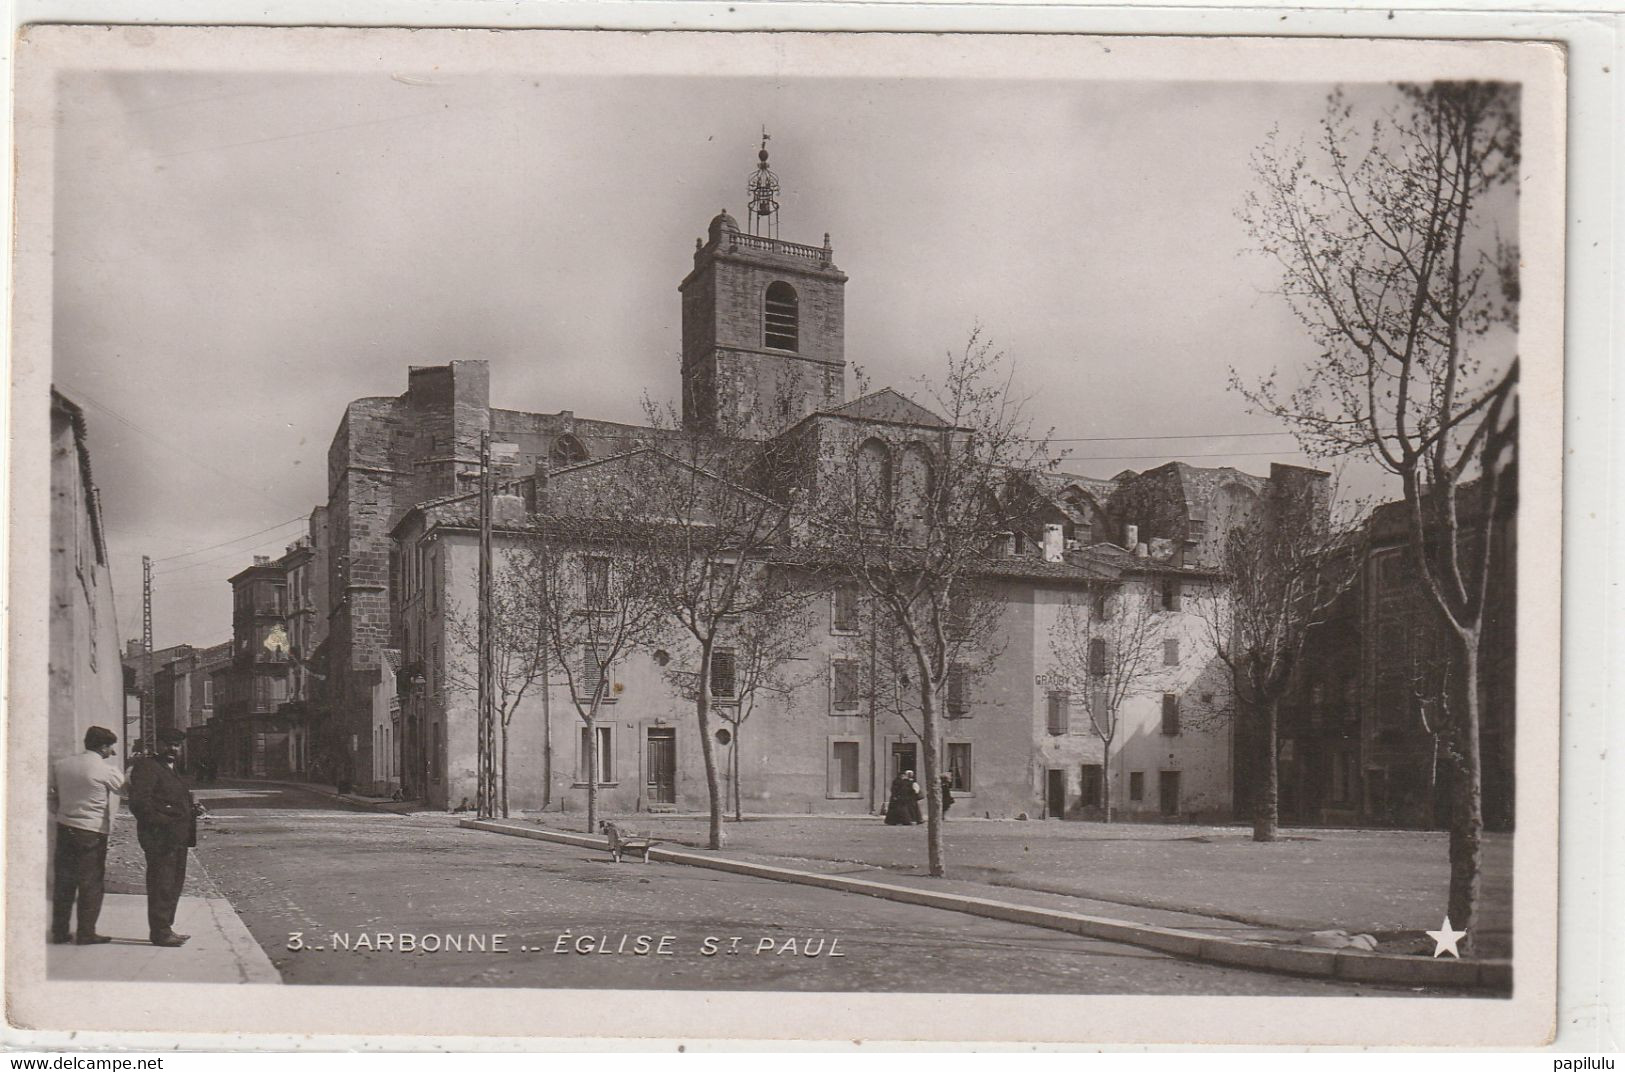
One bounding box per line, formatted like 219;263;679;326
599;820;659;864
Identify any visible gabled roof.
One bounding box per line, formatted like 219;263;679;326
824;388;948;428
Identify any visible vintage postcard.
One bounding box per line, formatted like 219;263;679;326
6;25;1564;1047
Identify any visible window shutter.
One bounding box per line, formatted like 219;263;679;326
833;661;859;712
1089;638;1107;677
947;665;967;717
1047;691;1069;736
711;650;737;699
1164;638;1180;666
833;587;858;632
1162;694;1180;735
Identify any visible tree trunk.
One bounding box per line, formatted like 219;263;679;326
500;719;510;819
908;645;945;878
695;639;724;850
584;715;597;835
732;726;743;823
1253;694;1279;842
1102;734;1113;824
1446;640;1484;955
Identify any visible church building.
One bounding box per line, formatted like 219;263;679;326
311;141;1319;819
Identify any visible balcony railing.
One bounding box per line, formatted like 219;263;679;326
722;231;833;267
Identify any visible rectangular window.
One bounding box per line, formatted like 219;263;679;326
1161;694;1181;736
710;650;737;700
1164;638;1180;666
946;742;972;790
1088;638;1107;677
946;665;968;718
946;593;971;640
202;679;213;708
584;557;611;610
428;547;438;611
1162;579;1182;611
1080;764;1104;807
1129;771;1145;801
830;741;861;797
580;645;613;702
578;724;614;784
831;660;860;713
1046;691;1070;736
832;587;859;633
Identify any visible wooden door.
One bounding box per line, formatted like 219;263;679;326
1046;769;1067;819
1159;770;1181;817
646;728;676;804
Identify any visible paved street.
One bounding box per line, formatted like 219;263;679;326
190;782;1450;994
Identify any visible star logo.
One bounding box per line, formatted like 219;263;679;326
1426;917;1467;958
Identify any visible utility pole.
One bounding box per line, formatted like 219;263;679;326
477;432;495;819
142;555;155;753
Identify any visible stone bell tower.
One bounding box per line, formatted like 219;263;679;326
679;134;848;439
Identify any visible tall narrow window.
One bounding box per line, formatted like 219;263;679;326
832;586;860;633
946;665;968;718
584;557;611;609
764;281;799;351
1046;691;1070;736
856;439;892;523
1161;694;1181;736
710;650;737;699
946;743;973;790
1164;638;1181;666
580;645;612;701
832;660;860;713
578;725;614;784
1088;637;1107;677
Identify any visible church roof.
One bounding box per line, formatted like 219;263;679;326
824;388;949;428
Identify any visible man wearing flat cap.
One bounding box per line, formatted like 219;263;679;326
128;727;204;947
48;726;125;944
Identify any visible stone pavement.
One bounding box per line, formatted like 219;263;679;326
529;813;1513;959
45;816;280;985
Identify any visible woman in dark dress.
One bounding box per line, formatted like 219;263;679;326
884;773;914;825
902;771;924;824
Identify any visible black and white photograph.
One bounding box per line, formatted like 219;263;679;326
6;24;1566;1047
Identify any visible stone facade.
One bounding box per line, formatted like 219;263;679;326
50;391;125;762
680;211;847;440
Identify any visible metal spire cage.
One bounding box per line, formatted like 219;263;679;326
747;131;780;239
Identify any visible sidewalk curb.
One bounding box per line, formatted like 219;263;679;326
202;895;284;984
461;818;1511;992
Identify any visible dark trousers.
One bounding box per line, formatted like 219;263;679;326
140;838;188;939
52;825;108;938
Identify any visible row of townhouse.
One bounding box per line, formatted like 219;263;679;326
387;484;1245;820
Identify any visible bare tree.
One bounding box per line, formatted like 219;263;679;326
662;597;823;822
1239;82;1519;944
508;520;667;834
808;330;1052;877
629;405;814;850
444;548;550;818
1191;489;1361;842
1038;581;1166;822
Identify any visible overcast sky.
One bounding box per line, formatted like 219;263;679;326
47;58;1511;649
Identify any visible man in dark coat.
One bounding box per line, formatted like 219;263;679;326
128;728;201;947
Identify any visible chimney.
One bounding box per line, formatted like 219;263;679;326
1124;523;1139;550
1042;523;1064;563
